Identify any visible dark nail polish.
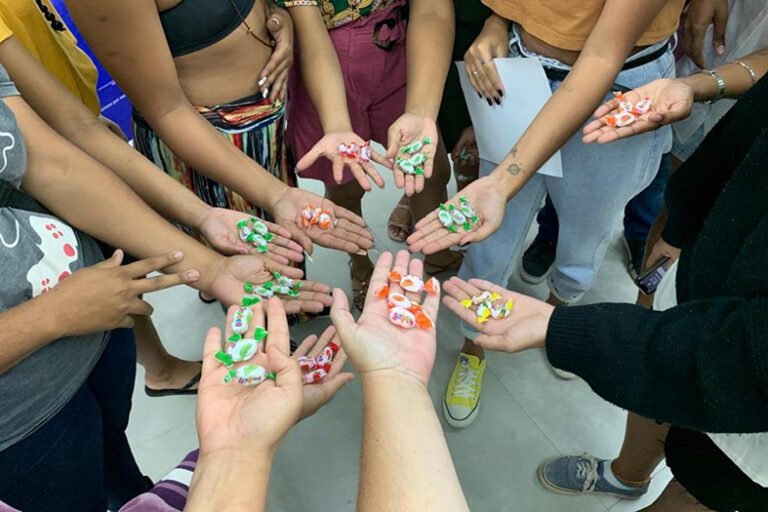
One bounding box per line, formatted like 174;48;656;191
494;97;502;105
459;241;470;248
498;89;504;97
486;98;493;106
477;92;483;99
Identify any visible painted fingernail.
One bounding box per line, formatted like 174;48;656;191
262;87;270;99
477;92;483;99
497;89;504;97
494;97;501;105
716;45;725;55
459;241;470;248
486;98;493;106
258;76;268;87
356;249;368;256
185;270;200;280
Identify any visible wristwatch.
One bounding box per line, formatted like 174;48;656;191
697;69;726;103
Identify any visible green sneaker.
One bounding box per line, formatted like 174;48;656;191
443;353;486;428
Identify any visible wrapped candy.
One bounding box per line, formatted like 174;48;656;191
225;337;260;363
223;364;275;386
317;210;333;230
375;284;390;298
250;217;269;236
301;204;319;227
232;307;252;334
359;141;372;162
388;292;412;309
459;196;479;223
400;137;432;155
632;97;652;116
388;306;417;328
461;290;514;323
602;94;652;128
302;368;328;384
328;340;341;354
242;295;261;307
438;204;457;233
297;356;316;372
400;275;424;293
424;277;440;295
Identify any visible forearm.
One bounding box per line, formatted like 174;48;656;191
404;0;454;118
14;98;224;291
359;373;468;512
293;8;352;132
546;298;768;433
187;451;271;512
681;47;768;102
0;294;67;373
491;0;668;198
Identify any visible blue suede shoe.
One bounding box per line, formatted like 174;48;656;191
538;454;649;499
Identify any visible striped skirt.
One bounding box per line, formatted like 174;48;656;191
133;94;293;224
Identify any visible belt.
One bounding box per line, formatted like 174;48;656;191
543;41;670;93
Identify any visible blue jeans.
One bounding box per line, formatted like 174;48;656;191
537;153;673;244
459;39;675;338
0;329;148;512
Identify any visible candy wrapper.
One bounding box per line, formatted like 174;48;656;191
439;196;479;233
237;218;274;253
231;307;252;334
301;204;334;230
601;93;653;129
374;273;439;329
223;365;276;386
461;291;514;324
339;140;373;163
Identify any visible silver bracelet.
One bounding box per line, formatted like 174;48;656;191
733;59;759;84
697;69;726;103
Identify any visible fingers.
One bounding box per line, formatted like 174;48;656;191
267;242;304;263
712;5;728;56
285;224;314;254
483;59;504;99
369;150;393;170
421;275;440;323
127;298;154;317
330;287;356;344
361;161;385;189
292;334;317;358
269;68;290;103
262;259;304;280
388;250;411;299
404;257;423;304
118;315;137;329
330;203;368;229
266;298;290;355
309;325;336;358
201;326;223;375
447;276;485;301
296;145;324;173
363;251;394;307
248;301;267;354
133;268;200;294
96;249;124;268
442;295;483;326
123;251;184;278
332;158;346;186
348;161;372;191
223;304;238;341
259;249;290;266
385;123;401;159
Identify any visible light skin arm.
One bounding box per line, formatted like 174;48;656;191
64;0;288;212
359;373;468;512
0;37;211;230
186;451;271;512
403;0;454;120
491;0;669;199
682;47;768;101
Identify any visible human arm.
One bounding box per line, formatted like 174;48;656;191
0;250;194;373
189;300;303;512
330;251;469;511
289;6;386;190
442;277;768;433
9;94;331;311
682;0;729;68
583;47;768;144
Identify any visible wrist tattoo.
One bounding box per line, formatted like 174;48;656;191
505;147;523;176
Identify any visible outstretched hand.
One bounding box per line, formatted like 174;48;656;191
442;277;553;353
582;79;695;144
386;113;438;196
407;175;507;254
330;250;439;386
196;300;303;457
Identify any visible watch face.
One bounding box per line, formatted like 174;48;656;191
635;256;672;295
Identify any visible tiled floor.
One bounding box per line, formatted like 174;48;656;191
130;158;671;511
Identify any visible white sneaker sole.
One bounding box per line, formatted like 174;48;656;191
442;399;480;428
536;461;646;500
519;266;550;285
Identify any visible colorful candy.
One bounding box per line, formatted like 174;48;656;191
302;368;328;384
301;204;334;230
602;93;653;128
225;337;259;364
223;364;275;386
438;197;479;233
400;137;432;154
338;140;373;163
461;291;514;324
389;306;417;328
236;218;274;253
231;307;252;334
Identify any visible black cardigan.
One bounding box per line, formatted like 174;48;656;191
546;74;768;434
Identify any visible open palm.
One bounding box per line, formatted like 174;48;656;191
442;277;553;353
407;176;507;255
330;251;439;386
583;78;695;144
197;301;303;457
386;113;438;196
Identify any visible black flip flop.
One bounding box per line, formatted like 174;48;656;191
145;369;202;398
198;291;217;304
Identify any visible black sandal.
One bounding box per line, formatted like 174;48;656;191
145;366;202;398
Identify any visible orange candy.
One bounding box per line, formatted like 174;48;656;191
424;277;439;295
375;285;389;298
389;270;402;282
414;310;434;329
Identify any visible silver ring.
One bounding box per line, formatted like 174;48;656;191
472;70;479;75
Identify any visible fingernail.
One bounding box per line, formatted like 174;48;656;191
459;241;470;248
262;87;270;99
494;97;501;105
172;251;184;260
477;92;482;99
497;89;504;97
486;98;493;106
258;76;268;87
185;270;200;280
356;249;368;256
716;45;725;55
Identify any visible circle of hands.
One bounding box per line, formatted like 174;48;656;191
196;251;442;455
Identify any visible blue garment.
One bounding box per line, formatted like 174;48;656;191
0;329;148;512
536;153;673;244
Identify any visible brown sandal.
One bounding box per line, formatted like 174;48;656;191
349;260;373;311
387;198;414;243
424;250;465;277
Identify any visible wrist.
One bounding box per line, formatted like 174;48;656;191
486;13;511;31
680;73;720;103
360;368;429;392
266;181;290;214
405;106;438;121
192;203;214;232
489;166;522;200
38;288;76;339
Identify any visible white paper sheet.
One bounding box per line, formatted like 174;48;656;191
457;58;562;178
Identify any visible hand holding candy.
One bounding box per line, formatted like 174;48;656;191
442;277;553;353
330;251;440;386
48;249;199;336
206;254;333;313
198;207;304;264
270;187;374;255
386;113;438;196
296;132;390;191
407;176;507;255
291;326;354;419
197;300;303;457
582;78;695;144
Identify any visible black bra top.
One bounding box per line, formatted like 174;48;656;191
159;0;256;57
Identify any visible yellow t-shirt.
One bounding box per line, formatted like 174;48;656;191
483;0;686;52
0;0;99;113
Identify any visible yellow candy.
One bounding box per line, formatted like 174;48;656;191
505;299;514;311
490;293;502;301
460;299;473;309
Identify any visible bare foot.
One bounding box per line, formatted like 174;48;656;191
145;357;202;392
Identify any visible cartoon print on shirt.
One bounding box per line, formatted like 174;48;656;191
0;217;20;248
0;131;16;175
25;215;79;296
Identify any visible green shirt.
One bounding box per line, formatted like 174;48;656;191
272;0;397;29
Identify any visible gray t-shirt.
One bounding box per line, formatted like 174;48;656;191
0;65;106;452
